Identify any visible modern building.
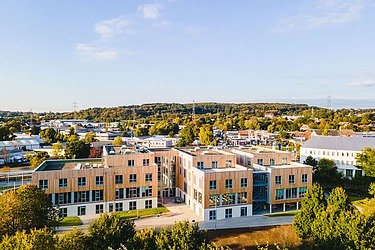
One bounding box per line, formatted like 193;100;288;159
32;145;313;220
32;146;158;217
175;147;253;221
231;147;312;214
300;136;375;178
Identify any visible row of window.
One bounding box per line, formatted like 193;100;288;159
208;207;248;220
53;186;153;205
275;174;308;185
59;200;154;217
307;150;358;158
127;159;150;167
196;160;233;169
209;178;248;190
275;187;307;200
39;173;153;190
209;192;248;207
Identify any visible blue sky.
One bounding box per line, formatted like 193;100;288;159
0;0;374;112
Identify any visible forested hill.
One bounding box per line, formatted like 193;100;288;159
41;102;313;121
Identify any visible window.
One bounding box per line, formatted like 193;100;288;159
270;159;275;166
59;178;67;188
39;180;48;190
225;179;233;189
346;169;353;178
276;189;284;200
194;189;198;200
155;157;161;165
282;158;287;164
198;192;202;204
128;159;134;167
129;201;137;210
257;159;263;165
298;187;307;198
115;188;124;199
225;208;232;218
145;173;152;182
55;192;71;205
124;187;136;198
211;161;218;169
197;161;204;169
222;193;236;205
93;190;103;201
286;188;297;199
238;192;247;204
143;159;150;166
78;177;86;187
96;176;103;186
115;175;123;184
141;186;152;197
130;174;137;183
355;170;362;178
145;200;153;209
225;160;233;168
95;204;103;214
209;180;217;190
240;207;247;217
275;176;282;185
209;210;216;220
78;206;86;216
241;178;248;188
74;191;89;203
109;203;113;213
302;174;308;183
209;195;220;207
59;208;67;218
288;175;295;184
115;202;123;212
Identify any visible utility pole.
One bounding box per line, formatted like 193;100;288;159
192;101;196;121
327;92;332;110
72;101;78;120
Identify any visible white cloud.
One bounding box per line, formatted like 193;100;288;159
75;44;120;60
347;80;375;87
153;20;170;29
138;3;162;19
94;15;133;39
272;0;365;33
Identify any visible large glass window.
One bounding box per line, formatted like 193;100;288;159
222;193;235;205
286;188;297;199
115;188;124;199
238;192;247;204
276;189;284;200
141;186;152;197
92;190;103;201
298;187;307;198
209;195;220;207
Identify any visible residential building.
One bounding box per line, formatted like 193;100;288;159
300;136;375;178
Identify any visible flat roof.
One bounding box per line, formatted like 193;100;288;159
35;158;103;172
199;164;250;173
177;147;227;157
231;146;292;155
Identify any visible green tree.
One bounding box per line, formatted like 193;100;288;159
0;228;55;250
84;132;97;143
356;148;375;177
199;124;213;146
0;125;14;141
57;228;89;250
52;142;64;158
131;228;157;250
27;151;50;168
303;156;318;167
65;140;90;159
113;136;123;146
40;128;57;143
293;184;326;239
314;158;342;183
0;185;57;237
88;213;135;250
178;126;195;147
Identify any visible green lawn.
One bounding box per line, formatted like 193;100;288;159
264;210;299;217
117;206;169;219
59;216;83;226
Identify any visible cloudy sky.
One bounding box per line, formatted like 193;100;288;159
0;0;374;112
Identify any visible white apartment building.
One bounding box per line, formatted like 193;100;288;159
300;136;375;178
